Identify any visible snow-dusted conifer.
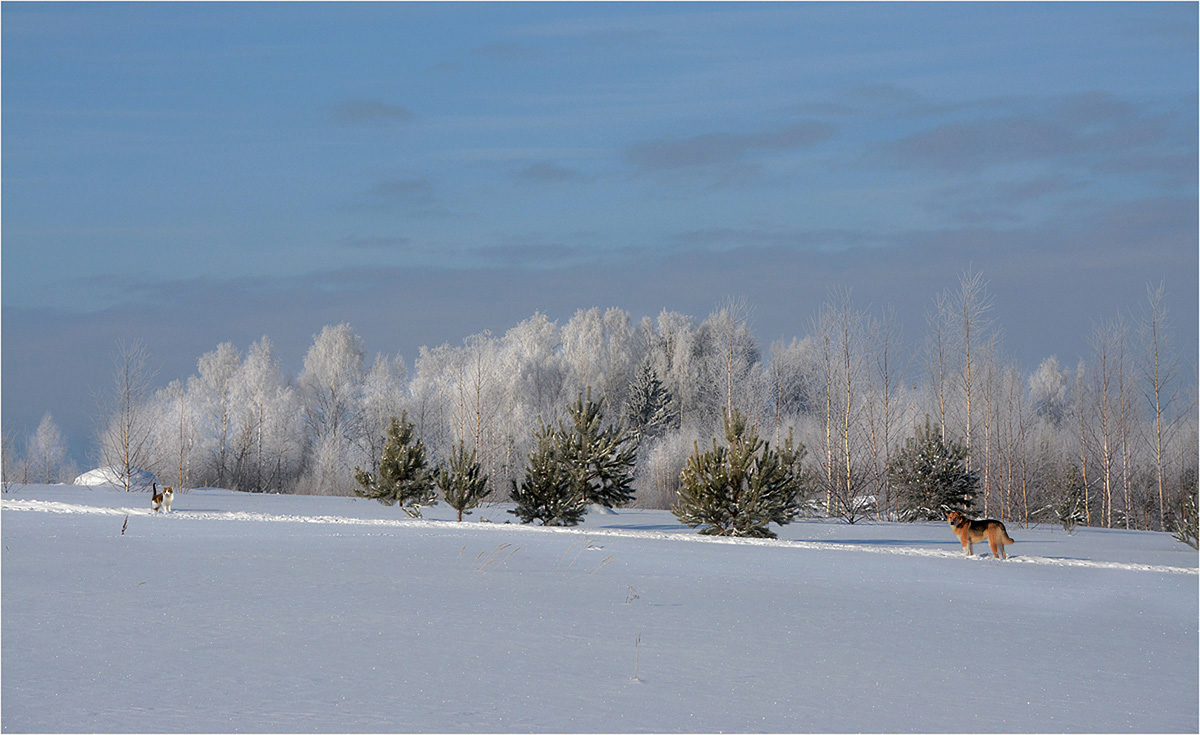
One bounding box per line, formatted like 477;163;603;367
437;441;489;521
1170;470;1197;549
624;359;678;441
673;408;808;538
889;416;979;520
561;388;637;508
509;420;586;526
353;412;436;517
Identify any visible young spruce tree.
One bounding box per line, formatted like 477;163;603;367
624;360;679;442
437;441;489;522
673;408;809;538
889;416;979;521
353;411;437;518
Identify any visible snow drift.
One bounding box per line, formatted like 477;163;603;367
73;466;157;488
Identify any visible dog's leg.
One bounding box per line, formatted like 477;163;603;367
965;540;973;556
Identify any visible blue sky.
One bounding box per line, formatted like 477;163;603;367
3;1;1197;465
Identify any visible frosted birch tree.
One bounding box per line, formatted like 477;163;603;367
298;323;366;495
359;353;409;471
190;342;242;489
27;413;68;484
232;337;303;492
95;339;157;491
813;289;881;523
1140;281;1182;530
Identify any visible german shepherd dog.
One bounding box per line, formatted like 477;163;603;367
946;510;1014;559
151;483;174;513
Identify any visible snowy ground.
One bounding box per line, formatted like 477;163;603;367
3;484;1197;733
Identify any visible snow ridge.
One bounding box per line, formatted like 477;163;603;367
5;497;1195;576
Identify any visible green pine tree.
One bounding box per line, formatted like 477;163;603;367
889;416;979;521
561;388;638;509
509;420;588;526
437;441;489;522
672;408;809;538
353;412;437;518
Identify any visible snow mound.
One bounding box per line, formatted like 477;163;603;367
73;466;157;488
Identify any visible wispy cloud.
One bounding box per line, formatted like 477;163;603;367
625;121;835;172
337;235;413;251
329;98;415;124
351;177;450;217
877;91;1190;176
473;42;542;62
516;161;583;183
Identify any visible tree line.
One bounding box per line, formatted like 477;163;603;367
3;273;1196;534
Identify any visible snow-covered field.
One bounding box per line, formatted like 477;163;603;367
3;484;1196;733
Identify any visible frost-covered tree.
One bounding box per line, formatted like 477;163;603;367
1140;281;1183;531
623;359;678;442
299;324;366;495
1029;356;1068;427
2;429;21;490
889;416;979;520
699;299;762;422
354;412;437;517
673;408;809;538
359;353;409;471
561;307;639;414
95;339;158;492
153;379;197;490
653;310;709;431
1053;464;1088;534
299;323;366;443
409;343;456;464
768;337;819;426
813;289;881;523
233;337;302;492
190;342;242;488
453;331;505;477
27;413;68;484
437;441;489;522
502;312;565;429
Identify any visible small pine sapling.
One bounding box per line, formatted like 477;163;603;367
437;441;489;522
889;416;979;521
673;408;809;538
1170;477;1198;549
509;420;587;526
560;388;638;509
510;389;637;525
353;411;437;518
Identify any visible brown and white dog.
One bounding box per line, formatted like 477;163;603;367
151;483;174;513
946;510;1014;559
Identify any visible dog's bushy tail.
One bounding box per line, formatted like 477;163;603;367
1002;525;1015;545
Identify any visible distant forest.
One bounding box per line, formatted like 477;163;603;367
6;272;1197;532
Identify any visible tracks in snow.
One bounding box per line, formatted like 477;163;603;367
5;498;1196;576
